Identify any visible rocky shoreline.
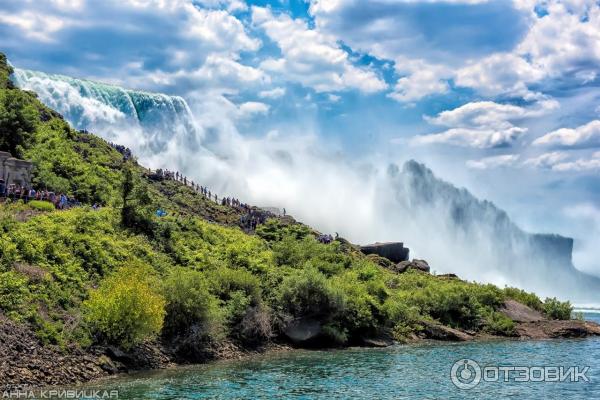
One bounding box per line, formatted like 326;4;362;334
2;301;600;390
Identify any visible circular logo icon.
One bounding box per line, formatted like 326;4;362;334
451;359;482;390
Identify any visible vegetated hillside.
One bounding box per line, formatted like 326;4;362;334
0;52;575;372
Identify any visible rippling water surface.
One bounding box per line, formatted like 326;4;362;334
82;313;600;399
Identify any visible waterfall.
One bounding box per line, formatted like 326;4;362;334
11;68;199;154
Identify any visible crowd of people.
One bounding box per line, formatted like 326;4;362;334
150;168;277;231
317;233;339;244
80;130;134;161
1;167;338;241
108;142;133;161
152;168;252;210
0;179;80;209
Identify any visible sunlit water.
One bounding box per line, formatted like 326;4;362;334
78;313;600;399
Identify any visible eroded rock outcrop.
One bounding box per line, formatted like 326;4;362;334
394;259;430;274
499;300;544;323
418;320;474;342
360;242;409;264
516;320;600;339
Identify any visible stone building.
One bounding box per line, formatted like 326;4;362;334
0;151;33;187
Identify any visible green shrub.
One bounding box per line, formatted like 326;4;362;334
483;311;516;336
206;267;271;344
256;219;312;242
333;272;382;337
28;200;55;212
83;264;166;349
321;323;348;345
383;292;423;342
543;297;572;320
163;268;222;339
0;271;30;318
272;235;351;276
278;267;346;319
0;89;38;157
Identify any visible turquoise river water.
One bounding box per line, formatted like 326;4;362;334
77;313;600;399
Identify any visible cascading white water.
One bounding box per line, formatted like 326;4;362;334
11;68;600;303
12;68;199;155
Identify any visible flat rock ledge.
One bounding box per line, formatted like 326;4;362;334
516;320;600;340
418;321;474;341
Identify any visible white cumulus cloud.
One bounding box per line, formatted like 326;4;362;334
258;87;286;99
411;99;558;148
533;120;600;148
466;154;520;169
252;6;387;94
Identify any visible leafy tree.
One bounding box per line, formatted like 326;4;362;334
0;53;14;89
543;297;572;320
163;268;222;338
483;311;516;336
83;264;166;349
278;267;346;319
0;89;38;157
121;163;155;235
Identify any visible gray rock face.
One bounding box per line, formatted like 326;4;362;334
392;160;600;302
419;320;473;341
499;300;544;323
360;242;409;264
284;318;322;343
395;259;430;274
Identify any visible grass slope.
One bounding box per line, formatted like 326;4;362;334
0;53;572;356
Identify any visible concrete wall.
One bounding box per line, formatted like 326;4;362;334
0;151;33;187
0;152;10;181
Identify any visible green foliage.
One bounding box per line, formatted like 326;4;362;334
0;89;38;157
121;163;156;235
272;235;352;276
383;293;422;341
543;297;572;320
0;271;30;318
0;53;14;89
28;200;55;212
205;267;272;344
388;271;505;330
83;264;166;349
163;268;222;339
483;311;516;336
278;267;346;320
504;287;543;311
256;218;312;242
20;117;124;204
332;267;388;337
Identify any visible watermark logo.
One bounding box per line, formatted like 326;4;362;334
0;389;119;399
450;359;482;389
450;359;591;390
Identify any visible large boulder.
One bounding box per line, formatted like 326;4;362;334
284;318;322;343
360;242;409;263
394;259;431;274
499;300;544;323
419;320;473;341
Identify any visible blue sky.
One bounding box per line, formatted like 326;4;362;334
1;0;600;274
